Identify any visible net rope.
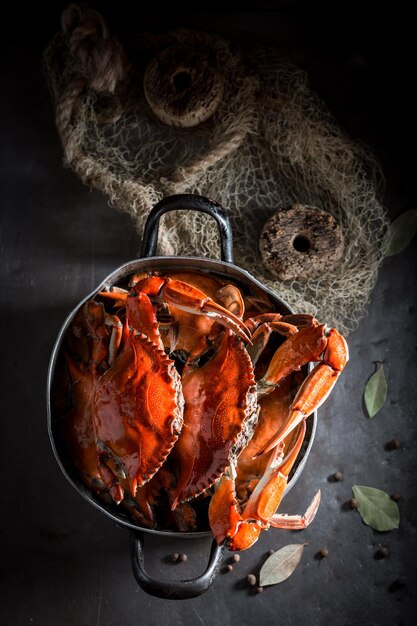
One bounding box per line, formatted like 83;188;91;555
44;4;389;335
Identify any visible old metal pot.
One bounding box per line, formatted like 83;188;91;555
47;194;317;599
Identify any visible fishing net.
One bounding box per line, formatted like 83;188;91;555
44;4;389;335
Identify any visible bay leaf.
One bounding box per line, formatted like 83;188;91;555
352;485;400;531
259;543;306;587
385;209;417;256
364;364;387;418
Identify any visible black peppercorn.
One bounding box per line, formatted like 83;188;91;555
375;546;390;559
388;579;405;593
385;438;400;451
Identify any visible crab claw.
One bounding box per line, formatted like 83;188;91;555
255;328;349;457
239;422;306;523
132;276;251;343
216;489;320;549
98;289;129;308
215;284;245;318
209;422;314;551
228;422;308;551
270;489;321;529
258;324;327;396
246;319;299;365
257;364;340;457
208;473;241;545
126;292;162;347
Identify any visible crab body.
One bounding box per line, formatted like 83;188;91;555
172;329;258;507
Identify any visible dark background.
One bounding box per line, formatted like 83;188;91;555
1;3;416;625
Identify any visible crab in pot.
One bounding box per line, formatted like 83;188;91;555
61;270;348;549
99;273;258;512
64;272;252;513
208;311;348;550
62;300;125;503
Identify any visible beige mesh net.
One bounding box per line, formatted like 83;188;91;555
44;4;389;335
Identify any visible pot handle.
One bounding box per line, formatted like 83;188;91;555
131;531;225;600
140;194;234;264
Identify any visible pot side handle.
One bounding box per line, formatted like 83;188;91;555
131;531;225;600
140;194;234;264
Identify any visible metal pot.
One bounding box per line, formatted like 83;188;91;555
47;194;317;600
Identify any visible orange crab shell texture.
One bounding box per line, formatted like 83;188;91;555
172;330;258;505
93;323;184;494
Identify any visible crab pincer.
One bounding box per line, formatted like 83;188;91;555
131;276;251;343
209;422;321;551
255;326;349;457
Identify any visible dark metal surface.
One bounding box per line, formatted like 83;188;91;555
1;5;416;626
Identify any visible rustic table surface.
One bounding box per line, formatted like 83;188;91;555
1;5;415;626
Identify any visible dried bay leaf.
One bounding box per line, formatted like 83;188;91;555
364;364;387;418
385;209;417;256
352;485;400;532
259;543;306;587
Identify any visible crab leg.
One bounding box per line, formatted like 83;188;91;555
132;276;251;343
246;313;320;369
245;313;319;366
270;490;321;529
229;423;320;550
215;284;245;318
257;324;327;395
236;422;306;525
128;466;197;531
247;320;299;365
104;313;123;366
245;313;319;332
126;293;162;347
208;472;242;546
99;289;128;308
209;422;320;551
255;328;349;457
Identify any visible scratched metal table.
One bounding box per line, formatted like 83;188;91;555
1;6;416;626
